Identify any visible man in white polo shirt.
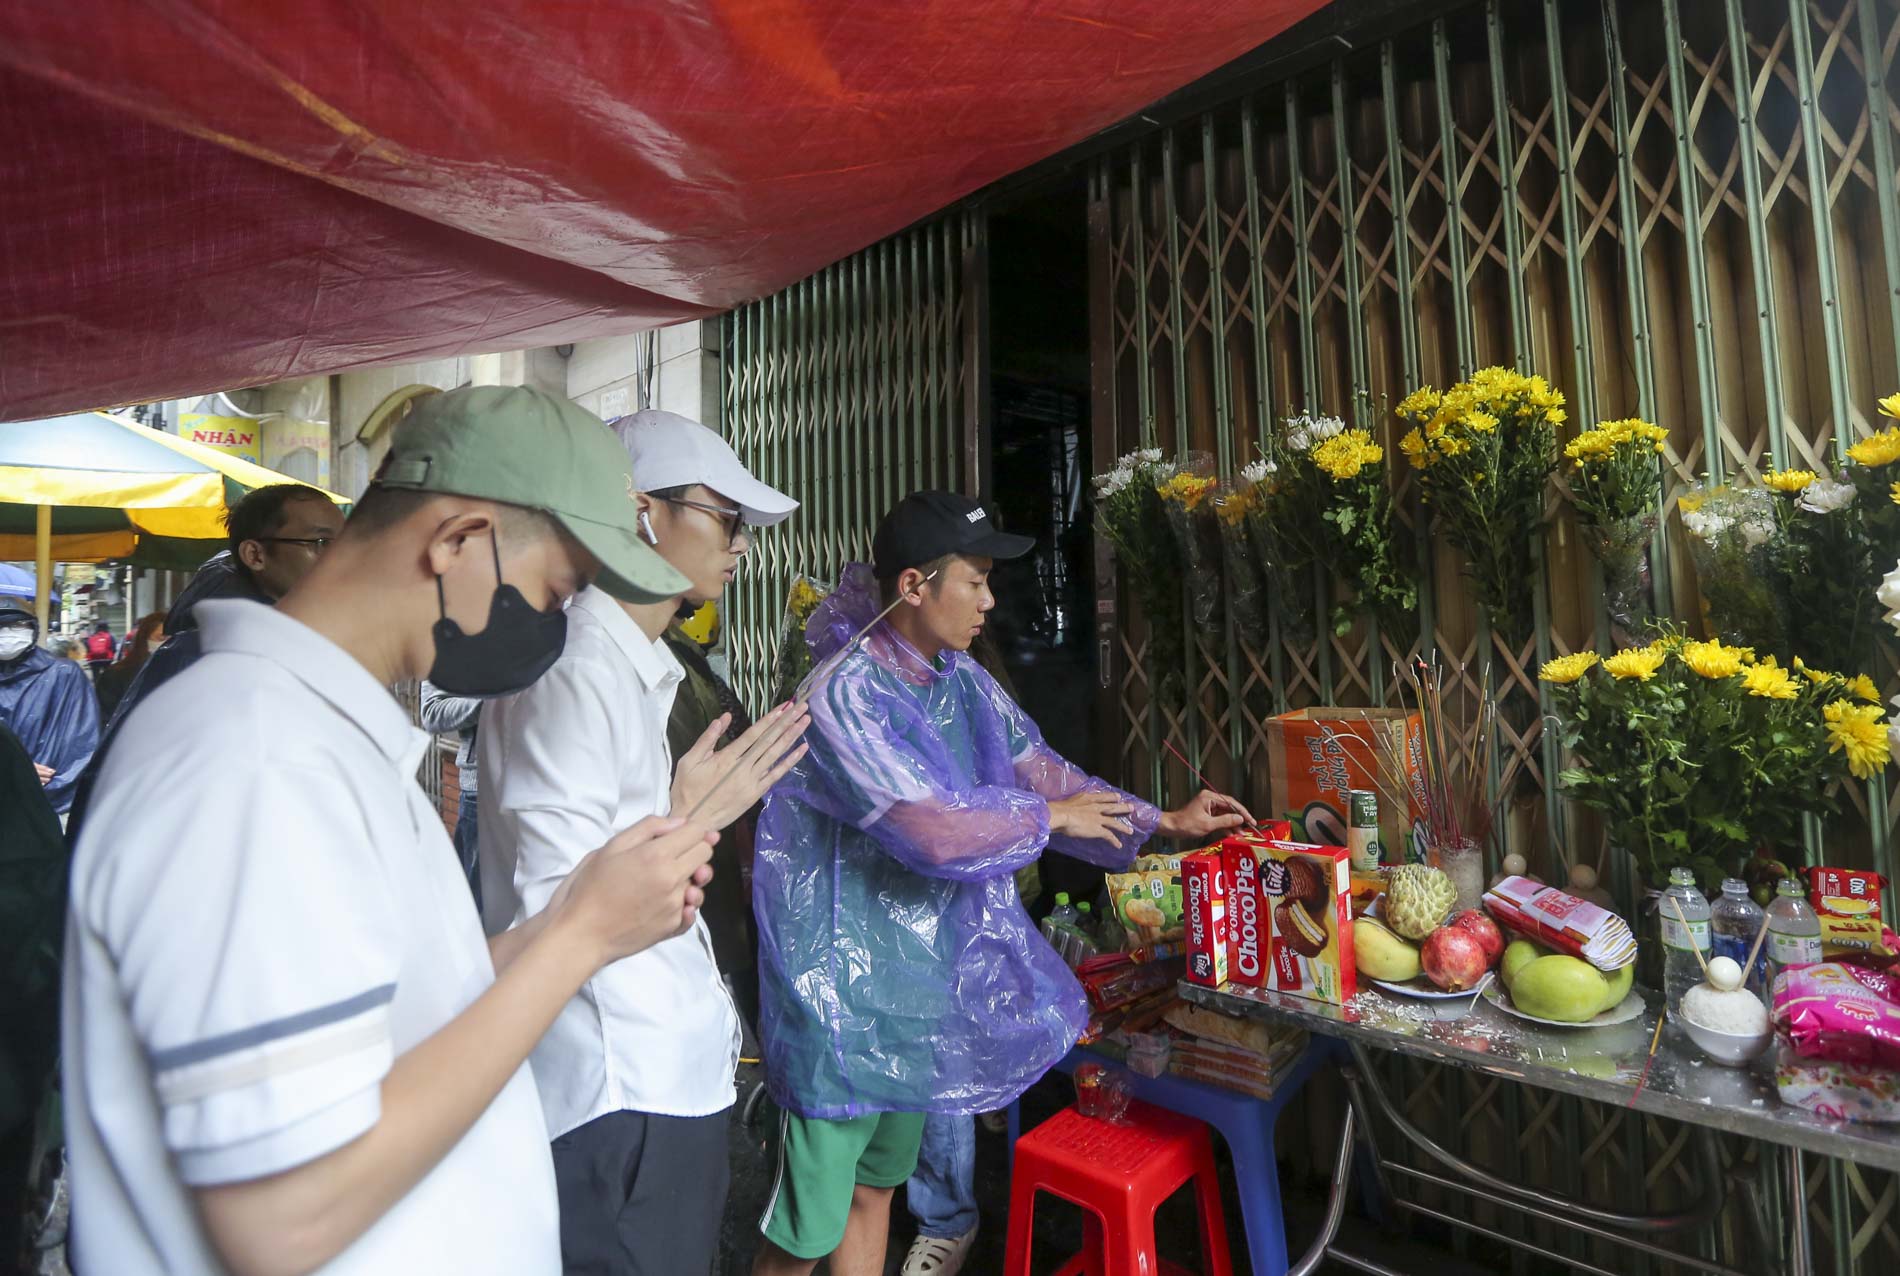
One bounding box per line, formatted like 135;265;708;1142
480;408;804;1275
63;386;719;1275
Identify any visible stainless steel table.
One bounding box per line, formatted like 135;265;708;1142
1181;980;1900;1275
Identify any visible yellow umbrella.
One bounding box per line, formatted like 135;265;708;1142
0;411;351;631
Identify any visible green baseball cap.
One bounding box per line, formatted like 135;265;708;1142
374;385;690;603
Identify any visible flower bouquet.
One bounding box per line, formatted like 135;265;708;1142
1156;455;1223;631
770;574;832;703
1542;635;1890;889
1257;413;1416;637
1094;448;1186;705
1756;468;1877;676
1216;461;1272;647
1678;482;1782;652
1396;369;1563;641
1237;457;1317;645
1565;417;1667;640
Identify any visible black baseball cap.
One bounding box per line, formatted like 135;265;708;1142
871;490;1034;578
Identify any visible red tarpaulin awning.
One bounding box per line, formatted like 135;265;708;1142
0;2;1326;421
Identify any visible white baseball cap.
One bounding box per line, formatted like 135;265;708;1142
607;409;798;528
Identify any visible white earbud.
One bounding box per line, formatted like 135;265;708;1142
639;511;659;545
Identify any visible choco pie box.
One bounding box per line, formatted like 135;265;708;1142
1223;829;1356;1005
1181;848;1229;987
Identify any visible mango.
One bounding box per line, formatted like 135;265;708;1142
1353;917;1422;983
1511;954;1615;1023
1500;939;1543;990
1598;961;1634;1013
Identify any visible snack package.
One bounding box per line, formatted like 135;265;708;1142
1264;708;1425;865
1181;848;1229;987
1223;838;1271;989
1773;1042;1900;1125
1809;867;1885;920
1820;915;1900;970
1106;867;1183;946
1482;875;1638;971
1224;831;1356;1005
1772;962;1900;1070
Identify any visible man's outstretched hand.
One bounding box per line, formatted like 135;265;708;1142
1048;790;1136;843
1158;789;1254;840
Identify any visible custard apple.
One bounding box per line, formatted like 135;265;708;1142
1384;865;1457;940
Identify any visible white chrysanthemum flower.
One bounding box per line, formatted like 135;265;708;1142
1740;517;1774;550
1136;447;1165;464
1094;470;1130;498
1680;508;1730;540
1285;414;1345;453
1796;478;1856;515
1878;559;1900;637
1240;458;1274;484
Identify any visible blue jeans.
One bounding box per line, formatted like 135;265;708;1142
454;791;482;909
906;1113;977;1239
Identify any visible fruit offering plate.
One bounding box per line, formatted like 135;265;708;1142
1371;972;1494;1001
1482;982;1645;1028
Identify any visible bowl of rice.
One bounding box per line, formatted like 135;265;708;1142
1677;981;1772;1067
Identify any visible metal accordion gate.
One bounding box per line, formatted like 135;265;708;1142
720;210;988;713
1088;0;1900;1270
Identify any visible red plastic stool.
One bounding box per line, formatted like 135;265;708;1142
1002;1098;1235;1276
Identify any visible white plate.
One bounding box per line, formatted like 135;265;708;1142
1481;981;1645;1028
1371;972;1494;1001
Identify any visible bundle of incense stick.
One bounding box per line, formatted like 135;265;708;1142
1361;653;1518;857
687;569;938;821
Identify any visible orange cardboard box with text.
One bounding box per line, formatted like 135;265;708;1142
1263;708;1425;865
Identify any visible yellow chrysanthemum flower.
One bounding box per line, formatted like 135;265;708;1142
1602;647;1667;681
1396;386;1441;422
1310;429;1383;481
1400;427;1428;468
1879;392;1900;420
1824;700;1891;779
1844;673;1881;703
1763;469;1818;494
1464;410;1499;433
1157;472;1217;509
1890;479;1900;507
1741;663;1800;700
1848;427;1900;468
1540;652;1600;683
1681;638;1746;679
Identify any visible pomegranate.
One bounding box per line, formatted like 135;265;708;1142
1448;909;1504;966
1421;925;1490;991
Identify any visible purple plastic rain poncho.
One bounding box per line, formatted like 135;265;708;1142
753;564;1160;1119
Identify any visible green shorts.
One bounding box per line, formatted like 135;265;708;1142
758;1110;926;1260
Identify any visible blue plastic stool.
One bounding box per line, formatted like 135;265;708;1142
1009;1040;1365;1276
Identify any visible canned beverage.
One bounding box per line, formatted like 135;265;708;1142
1347;789;1381;872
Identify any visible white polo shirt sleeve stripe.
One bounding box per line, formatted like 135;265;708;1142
153;984;395;1104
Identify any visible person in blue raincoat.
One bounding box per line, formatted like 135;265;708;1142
0;599;99;817
750;492;1248;1276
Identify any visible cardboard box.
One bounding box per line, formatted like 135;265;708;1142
1264;708;1425;866
1181;848;1229;987
1224;831;1357;1005
1223;838;1271;989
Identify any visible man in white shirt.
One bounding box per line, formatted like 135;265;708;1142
480;408;804;1275
63;385;720;1275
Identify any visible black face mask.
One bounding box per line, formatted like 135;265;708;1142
426;535;568;699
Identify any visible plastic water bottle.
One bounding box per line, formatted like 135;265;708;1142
1765;878;1822;994
1041;892;1083;964
1710;878;1767;996
1717;877;1770;994
1660;867;1711;1018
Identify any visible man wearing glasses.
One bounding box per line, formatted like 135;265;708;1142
65;484;345;839
479;409;808;1275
